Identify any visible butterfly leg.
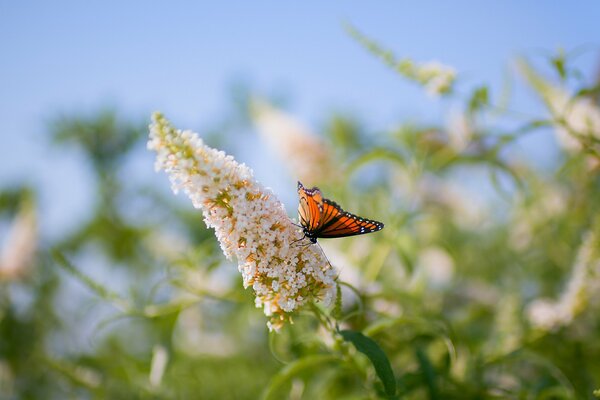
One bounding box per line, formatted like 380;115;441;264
290;234;308;247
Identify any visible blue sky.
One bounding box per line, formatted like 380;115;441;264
1;2;599;238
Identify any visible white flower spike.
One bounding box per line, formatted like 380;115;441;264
148;112;336;330
526;228;600;331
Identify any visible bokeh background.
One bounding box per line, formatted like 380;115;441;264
2;2;600;399
3;2;600;234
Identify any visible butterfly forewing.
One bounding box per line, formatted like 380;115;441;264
297;182;323;232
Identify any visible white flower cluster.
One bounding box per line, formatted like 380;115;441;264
414;61;456;97
250;100;333;184
546;87;600;153
526;229;600;331
148;112;336;330
518;59;600;154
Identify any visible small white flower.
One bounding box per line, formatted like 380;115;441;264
148;112;336;330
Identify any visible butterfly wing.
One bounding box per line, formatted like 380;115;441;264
297;181;323;232
316;198;384;238
298;181;384;239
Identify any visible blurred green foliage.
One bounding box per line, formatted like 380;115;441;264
1;35;600;400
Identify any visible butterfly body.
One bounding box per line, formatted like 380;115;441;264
304;230;319;244
297;181;384;243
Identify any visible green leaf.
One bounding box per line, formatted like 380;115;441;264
552;58;566;81
468;85;489;113
593;388;600;398
551;52;567;80
415;347;439;400
261;355;339;400
340;330;397;398
575;83;600;99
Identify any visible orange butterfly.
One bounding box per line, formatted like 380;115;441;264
297;181;384;244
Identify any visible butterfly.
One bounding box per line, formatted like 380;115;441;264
297;181;384;244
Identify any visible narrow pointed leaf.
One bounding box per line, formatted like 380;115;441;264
340;329;396;398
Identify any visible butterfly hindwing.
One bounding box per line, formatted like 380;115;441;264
318;198;342;228
317;199;384;238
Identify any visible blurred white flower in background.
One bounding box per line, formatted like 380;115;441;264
0;199;37;281
527;228;600;331
410;246;455;291
526;300;564;331
519;59;600;154
148;113;336;330
143;230;191;263
174;306;238;357
389;169;489;234
418;246;455;289
149;345;168;388
446;110;474;152
250;100;334;184
509;183;568;251
543;85;600;152
421;176;489;231
415;61;457;97
346;26;456;98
